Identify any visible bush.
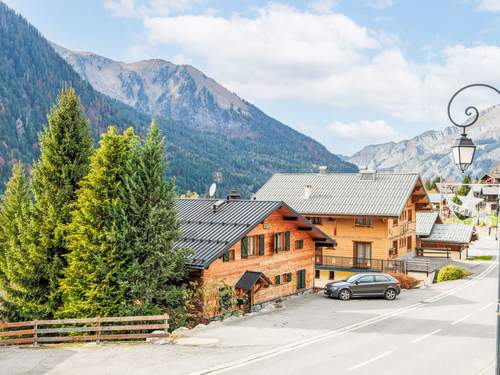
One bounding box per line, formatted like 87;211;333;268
387;272;420;289
437;265;471;282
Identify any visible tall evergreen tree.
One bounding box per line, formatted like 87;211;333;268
0;163;44;320
30;87;93;315
59;127;137;317
120;121;190;315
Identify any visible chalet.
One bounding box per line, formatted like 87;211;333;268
480;172;500;185
174;198;334;316
416;211;475;259
254;169;431;283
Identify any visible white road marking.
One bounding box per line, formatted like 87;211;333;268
190;260;498;375
477;360;495;374
411;329;442;344
347;350;394;371
451;302;494;326
451;313;473;326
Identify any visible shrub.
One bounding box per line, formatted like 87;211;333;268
387;272;420;289
437;265;471;282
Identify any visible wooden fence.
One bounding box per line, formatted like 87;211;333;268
0;313;169;346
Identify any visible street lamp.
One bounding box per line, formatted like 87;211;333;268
447;83;500;375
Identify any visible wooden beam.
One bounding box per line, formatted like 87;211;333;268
297;226;312;231
283;216;298;221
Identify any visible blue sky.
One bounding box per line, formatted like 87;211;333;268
5;0;500;154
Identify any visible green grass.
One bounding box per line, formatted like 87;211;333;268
468;255;493;261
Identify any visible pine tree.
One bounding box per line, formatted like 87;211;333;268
30;87;93;315
120;121;190;315
58;127;137;317
0;163;45;320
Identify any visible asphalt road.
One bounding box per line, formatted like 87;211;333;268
198;260;497;375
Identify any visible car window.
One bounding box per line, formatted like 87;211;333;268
375;275;390;282
357;276;374;283
346;275;360;283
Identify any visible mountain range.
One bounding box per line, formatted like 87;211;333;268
348;105;500;180
0;2;356;196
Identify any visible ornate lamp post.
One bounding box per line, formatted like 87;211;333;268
447;83;500;374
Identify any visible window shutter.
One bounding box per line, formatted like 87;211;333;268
287;272;292;282
223;251;229;262
258;234;265;256
273;234;278;252
285;231;290;251
241;237;248;258
297;269;306;289
275;275;281;285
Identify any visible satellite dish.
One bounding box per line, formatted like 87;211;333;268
209;183;217;198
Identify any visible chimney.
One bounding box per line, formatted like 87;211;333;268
319;166;328;174
304;185;313;199
359;169;376;181
227;189;241;200
212;200;226;213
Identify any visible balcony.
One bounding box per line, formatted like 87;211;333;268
315;255;406;274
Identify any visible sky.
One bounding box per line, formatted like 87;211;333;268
4;0;500;155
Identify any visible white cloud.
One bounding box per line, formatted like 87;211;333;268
105;2;500;128
104;0;200;18
327;120;400;143
308;0;339;14
365;0;395;10
477;0;500;11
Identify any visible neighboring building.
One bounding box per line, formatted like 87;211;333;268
254;170;431;283
174;198;334;317
416;211;475;259
480;172;500;185
480;185;499;213
427;193;451;218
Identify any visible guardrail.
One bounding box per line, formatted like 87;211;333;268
0;314;169;346
315;255;406;274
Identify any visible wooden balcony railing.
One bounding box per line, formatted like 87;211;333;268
315;255;406;274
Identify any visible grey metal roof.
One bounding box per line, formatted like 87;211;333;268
427;193;447;204
174;199;333;269
420;224;473;244
416;211;438;236
482;186;499;196
235;271;268;291
253;173;421;217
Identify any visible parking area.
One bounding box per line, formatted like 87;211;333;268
0;263;493;375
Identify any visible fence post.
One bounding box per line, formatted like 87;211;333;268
96;317;101;344
163;313;169;335
33;320;38;347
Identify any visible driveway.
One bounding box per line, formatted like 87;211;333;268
0;258;496;375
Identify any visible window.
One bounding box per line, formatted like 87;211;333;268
274;231;290;252
295;239;304;249
354;242;372;259
355;217;372;227
311;217;322;225
222;249;235;262
407;209;413;222
375;275;390;282
275;275;281;285
282;272;292;283
241;235;265;258
315;270;320;279
407;236;412;250
357;276;375;284
329;271;335;280
296;269;306;289
393;218;398;227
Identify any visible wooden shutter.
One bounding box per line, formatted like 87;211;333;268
285;231;290;251
258;234;265;256
297;269;306;289
275;275;281;285
223;251;229;262
287;272;292;282
273;234;278;252
241;237;248;258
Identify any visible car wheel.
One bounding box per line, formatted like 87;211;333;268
384;289;397;300
338;289;351;301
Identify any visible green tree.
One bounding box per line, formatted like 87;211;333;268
29;87;94;316
0;163;45;320
457;175;471;196
120;121;190;316
58;127;137;317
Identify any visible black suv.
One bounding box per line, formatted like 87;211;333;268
324;273;401;301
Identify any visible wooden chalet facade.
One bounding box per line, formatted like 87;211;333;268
174;199;334;317
416;211;475;260
254;170;431;283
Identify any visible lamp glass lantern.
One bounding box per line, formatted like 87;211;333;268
451;134;476;173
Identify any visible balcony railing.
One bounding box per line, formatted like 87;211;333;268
315;255;406;274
